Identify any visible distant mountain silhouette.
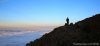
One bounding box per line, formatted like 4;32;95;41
26;14;100;46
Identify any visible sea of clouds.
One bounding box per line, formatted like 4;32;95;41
0;28;52;46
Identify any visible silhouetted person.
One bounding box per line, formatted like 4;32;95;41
66;17;69;25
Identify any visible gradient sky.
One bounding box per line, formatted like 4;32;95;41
0;0;100;28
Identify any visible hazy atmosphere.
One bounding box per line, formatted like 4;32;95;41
0;0;100;46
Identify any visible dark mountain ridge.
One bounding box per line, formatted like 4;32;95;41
26;14;100;46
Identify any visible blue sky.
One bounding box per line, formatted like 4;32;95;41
0;0;100;27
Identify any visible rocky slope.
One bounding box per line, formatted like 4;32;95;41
26;14;100;46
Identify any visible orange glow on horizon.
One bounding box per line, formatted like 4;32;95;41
0;22;60;30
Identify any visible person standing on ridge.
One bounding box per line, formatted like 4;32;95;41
66;17;69;25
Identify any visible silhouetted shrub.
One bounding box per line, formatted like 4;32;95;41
70;23;73;26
